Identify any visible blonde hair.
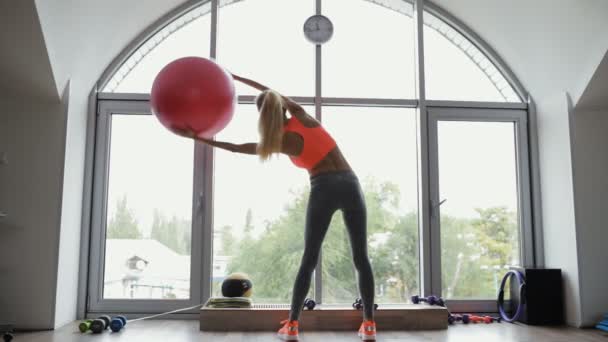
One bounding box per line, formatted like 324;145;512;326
256;90;285;160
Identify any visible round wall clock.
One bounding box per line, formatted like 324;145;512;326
303;14;334;44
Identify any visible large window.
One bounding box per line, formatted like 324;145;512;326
217;0;315;96
322;0;416;98
423;11;520;102
211;104;311;303
436;121;521;299
428;107;531;306
322;107;419;304
104;3;211;93
103;114;194;300
91;0;532;314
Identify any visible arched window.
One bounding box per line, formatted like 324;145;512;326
423;11;520;102
91;0;531;314
100;1;521;103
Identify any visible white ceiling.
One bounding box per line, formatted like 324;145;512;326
0;0;58;102
3;0;607;106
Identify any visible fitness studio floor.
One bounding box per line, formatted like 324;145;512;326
14;320;608;342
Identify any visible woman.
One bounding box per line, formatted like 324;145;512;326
175;74;376;341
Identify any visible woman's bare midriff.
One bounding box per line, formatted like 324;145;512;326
308;146;352;177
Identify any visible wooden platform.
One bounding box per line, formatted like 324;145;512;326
200;305;448;331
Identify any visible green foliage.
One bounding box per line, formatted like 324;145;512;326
150;209;192;255
225;179;421;303
220;225;236;256
441;207;518;298
226;191;308;302
223;178;519;303
107;195;142;239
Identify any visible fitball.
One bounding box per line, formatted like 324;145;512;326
221;272;253;298
151;57;236;139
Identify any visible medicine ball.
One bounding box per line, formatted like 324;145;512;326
221;272;253;297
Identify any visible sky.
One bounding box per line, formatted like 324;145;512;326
103;0;521;292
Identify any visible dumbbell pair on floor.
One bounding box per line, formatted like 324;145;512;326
302;298;380;311
352;298;379;311
79;315;127;333
411;295;445;307
448;313;501;324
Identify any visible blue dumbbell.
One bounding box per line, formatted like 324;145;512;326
110;315;127;332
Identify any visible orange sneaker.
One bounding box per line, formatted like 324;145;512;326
277;319;299;341
358;320;377;340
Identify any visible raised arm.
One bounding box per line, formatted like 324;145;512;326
232;74;317;124
171;125;302;157
198;138;258;155
232;74;270;92
198;135;301;156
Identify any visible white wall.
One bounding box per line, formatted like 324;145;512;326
0;0;58;101
572;108;608;326
32;0;190;328
53;81;85;329
535;93;582;325
0;96;68;330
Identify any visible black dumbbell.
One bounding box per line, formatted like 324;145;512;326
448;313;470;324
303;298;316;310
448;314;456;325
352;298;379;310
411;295;444;306
3;332;13;342
90;315;111;334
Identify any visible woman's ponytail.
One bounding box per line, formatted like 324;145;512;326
256;90;284;160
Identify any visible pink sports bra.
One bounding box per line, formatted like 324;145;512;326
283;116;337;170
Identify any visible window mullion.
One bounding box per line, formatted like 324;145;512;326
414;0;434;298
314;0;323;306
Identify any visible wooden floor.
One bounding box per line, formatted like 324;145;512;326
14;320;608;341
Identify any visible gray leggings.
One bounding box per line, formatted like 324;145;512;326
289;171;375;321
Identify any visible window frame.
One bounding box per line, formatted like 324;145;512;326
88;100;208;315
84;0;539;317
426;105;532;313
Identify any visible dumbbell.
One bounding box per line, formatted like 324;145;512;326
110;315;128;332
486;316;502;323
475;315;501;324
469;315;496;324
352;298;379;310
448;313;470;324
411;295;444;306
303;298;316;310
2;332;13;342
79;315;111;333
78;319;94;333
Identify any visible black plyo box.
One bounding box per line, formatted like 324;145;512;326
509;267;563;325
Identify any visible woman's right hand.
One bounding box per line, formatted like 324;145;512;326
169;125;195;139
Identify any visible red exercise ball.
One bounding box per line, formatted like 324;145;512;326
151;57;236;138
